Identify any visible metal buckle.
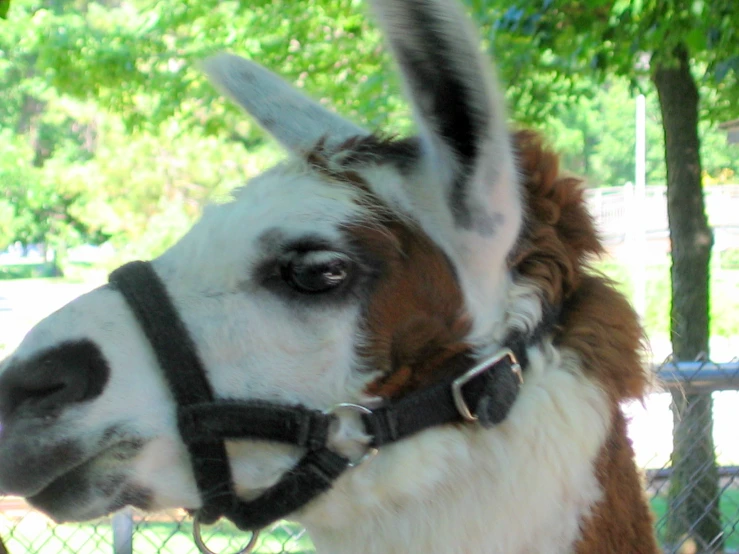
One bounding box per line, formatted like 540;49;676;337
324;403;379;467
193;513;259;554
451;348;523;423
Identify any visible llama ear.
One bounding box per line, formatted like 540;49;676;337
369;0;523;336
203;53;369;152
371;0;520;236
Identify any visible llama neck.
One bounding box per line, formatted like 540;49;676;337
300;352;614;554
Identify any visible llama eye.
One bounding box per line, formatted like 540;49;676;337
280;252;351;294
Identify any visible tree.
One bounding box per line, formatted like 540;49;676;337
2;0;418;264
1;0;269;263
534;79;668;187
487;0;738;551
9;0;404;134
0;132;110;271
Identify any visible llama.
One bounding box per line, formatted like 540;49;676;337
0;1;658;552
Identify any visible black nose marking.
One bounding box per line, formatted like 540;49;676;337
0;340;110;421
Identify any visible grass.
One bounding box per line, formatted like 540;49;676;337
593;256;739;340
0;263;60;280
651;488;739;550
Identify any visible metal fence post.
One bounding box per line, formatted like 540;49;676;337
112;508;133;554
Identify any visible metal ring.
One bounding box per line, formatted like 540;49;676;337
192;514;260;554
451;347;522;422
324;402;379;467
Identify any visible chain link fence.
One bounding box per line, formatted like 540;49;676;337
644;358;739;554
1;358;738;553
0;502;312;553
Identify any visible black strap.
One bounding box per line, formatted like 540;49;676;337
178;401;331;451
109;261;236;523
108;260;532;534
221;448;348;531
176;360;519;530
109;262;353;532
364;352;520;446
178;354;521;452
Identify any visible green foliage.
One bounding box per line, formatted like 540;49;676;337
0;131;103;252
1;0;737;262
84;119;279;261
596;256;739;341
0;0;414;262
0;262;65;279
720;248;739;270
13;0;408;134
472;0;739;188
537;80;665;187
515;76;738;188
486;0;739;123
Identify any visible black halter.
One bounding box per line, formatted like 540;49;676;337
108;261;528;542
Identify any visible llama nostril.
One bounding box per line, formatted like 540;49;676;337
9;380;76;417
0;340;110;421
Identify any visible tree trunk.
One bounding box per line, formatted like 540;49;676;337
653;44;721;553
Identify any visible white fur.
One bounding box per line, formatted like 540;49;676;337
301;344;610;554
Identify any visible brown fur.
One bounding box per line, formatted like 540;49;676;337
347;219;472;398
511;130;650;402
575;408;660;554
557;276;650;402
509;130;604;307
511;131;657;552
563;280;659;553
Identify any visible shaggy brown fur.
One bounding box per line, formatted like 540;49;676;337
557;276;649;402
509;130;604;307
575;408;660;553
510;130;650;402
511;130;657;552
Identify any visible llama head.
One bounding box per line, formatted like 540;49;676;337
0;0;575;528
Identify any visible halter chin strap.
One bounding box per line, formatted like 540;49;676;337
109;261;527;550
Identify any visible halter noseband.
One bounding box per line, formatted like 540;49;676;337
109;261;527;554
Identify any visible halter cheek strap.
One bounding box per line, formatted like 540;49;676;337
109;260;527;550
108;261;235;524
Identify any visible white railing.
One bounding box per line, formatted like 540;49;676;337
585;184;739;244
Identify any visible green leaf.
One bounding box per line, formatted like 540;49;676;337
0;0;10;19
685;27;707;52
